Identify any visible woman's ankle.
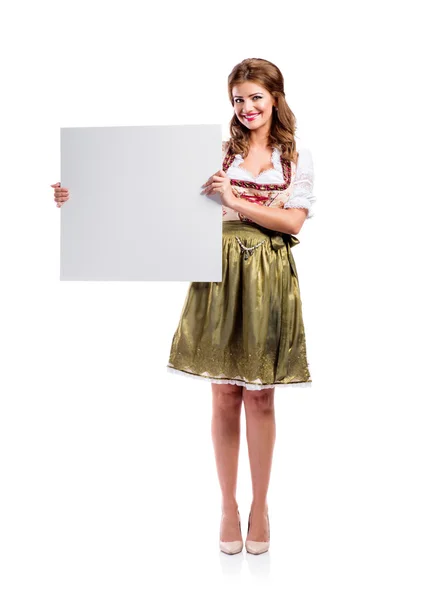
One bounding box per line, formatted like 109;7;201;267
221;499;239;513
250;500;269;514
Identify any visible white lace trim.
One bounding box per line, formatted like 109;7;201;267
167;365;312;391
271;147;283;172
284;192;317;218
231;147;283;180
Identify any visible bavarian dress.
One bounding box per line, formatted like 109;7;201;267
167;220;312;390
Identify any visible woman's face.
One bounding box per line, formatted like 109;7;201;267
232;81;276;130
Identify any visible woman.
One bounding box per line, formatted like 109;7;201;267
166;58;316;555
51;57;316;556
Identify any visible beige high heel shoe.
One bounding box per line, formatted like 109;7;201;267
219;509;243;555
245;510;270;555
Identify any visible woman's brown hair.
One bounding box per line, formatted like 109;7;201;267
226;58;298;164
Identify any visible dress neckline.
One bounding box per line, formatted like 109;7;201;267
234;147;281;180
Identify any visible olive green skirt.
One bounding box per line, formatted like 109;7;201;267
167;220;312;390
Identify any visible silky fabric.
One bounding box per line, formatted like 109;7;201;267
167;220;311;387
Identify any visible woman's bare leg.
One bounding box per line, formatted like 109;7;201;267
243;388;275;541
211;382;243;541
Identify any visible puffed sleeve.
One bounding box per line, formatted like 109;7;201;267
283;147;316;218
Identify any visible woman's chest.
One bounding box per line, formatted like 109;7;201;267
233;147;276;180
222;149;296;222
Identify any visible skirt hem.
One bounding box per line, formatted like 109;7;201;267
167;365;312;391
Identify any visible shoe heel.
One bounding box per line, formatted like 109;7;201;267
245;511;270;555
219;509;243;555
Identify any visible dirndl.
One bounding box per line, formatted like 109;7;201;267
167;220;312;390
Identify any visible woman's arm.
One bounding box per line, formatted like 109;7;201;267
230;196;307;235
229;147;316;234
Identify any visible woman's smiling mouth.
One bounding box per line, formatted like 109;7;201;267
242;113;261;121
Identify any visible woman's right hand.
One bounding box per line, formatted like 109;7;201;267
50;182;70;208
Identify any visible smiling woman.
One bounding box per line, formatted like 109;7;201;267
166;57;317;555
168;58;316;387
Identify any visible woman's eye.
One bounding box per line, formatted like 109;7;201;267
235;96;262;103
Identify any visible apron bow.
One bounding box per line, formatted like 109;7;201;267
269;232;300;278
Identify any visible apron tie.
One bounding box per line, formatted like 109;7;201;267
269;231;300;278
232;219;300;278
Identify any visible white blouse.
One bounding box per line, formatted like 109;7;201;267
225;145;317;219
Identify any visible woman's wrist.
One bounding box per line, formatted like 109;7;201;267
229;193;243;211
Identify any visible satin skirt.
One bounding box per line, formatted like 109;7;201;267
167;220;312;390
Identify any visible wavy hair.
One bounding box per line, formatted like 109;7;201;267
226;58;298;164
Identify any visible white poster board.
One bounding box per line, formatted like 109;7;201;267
60;124;223;281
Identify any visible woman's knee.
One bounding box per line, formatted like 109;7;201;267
211;383;243;409
243;389;275;412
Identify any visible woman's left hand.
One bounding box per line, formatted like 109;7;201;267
201;170;237;210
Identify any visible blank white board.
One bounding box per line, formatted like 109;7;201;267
60;124;223;281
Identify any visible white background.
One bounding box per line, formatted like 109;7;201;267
1;0;422;598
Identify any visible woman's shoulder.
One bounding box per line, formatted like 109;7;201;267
295;146;314;172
